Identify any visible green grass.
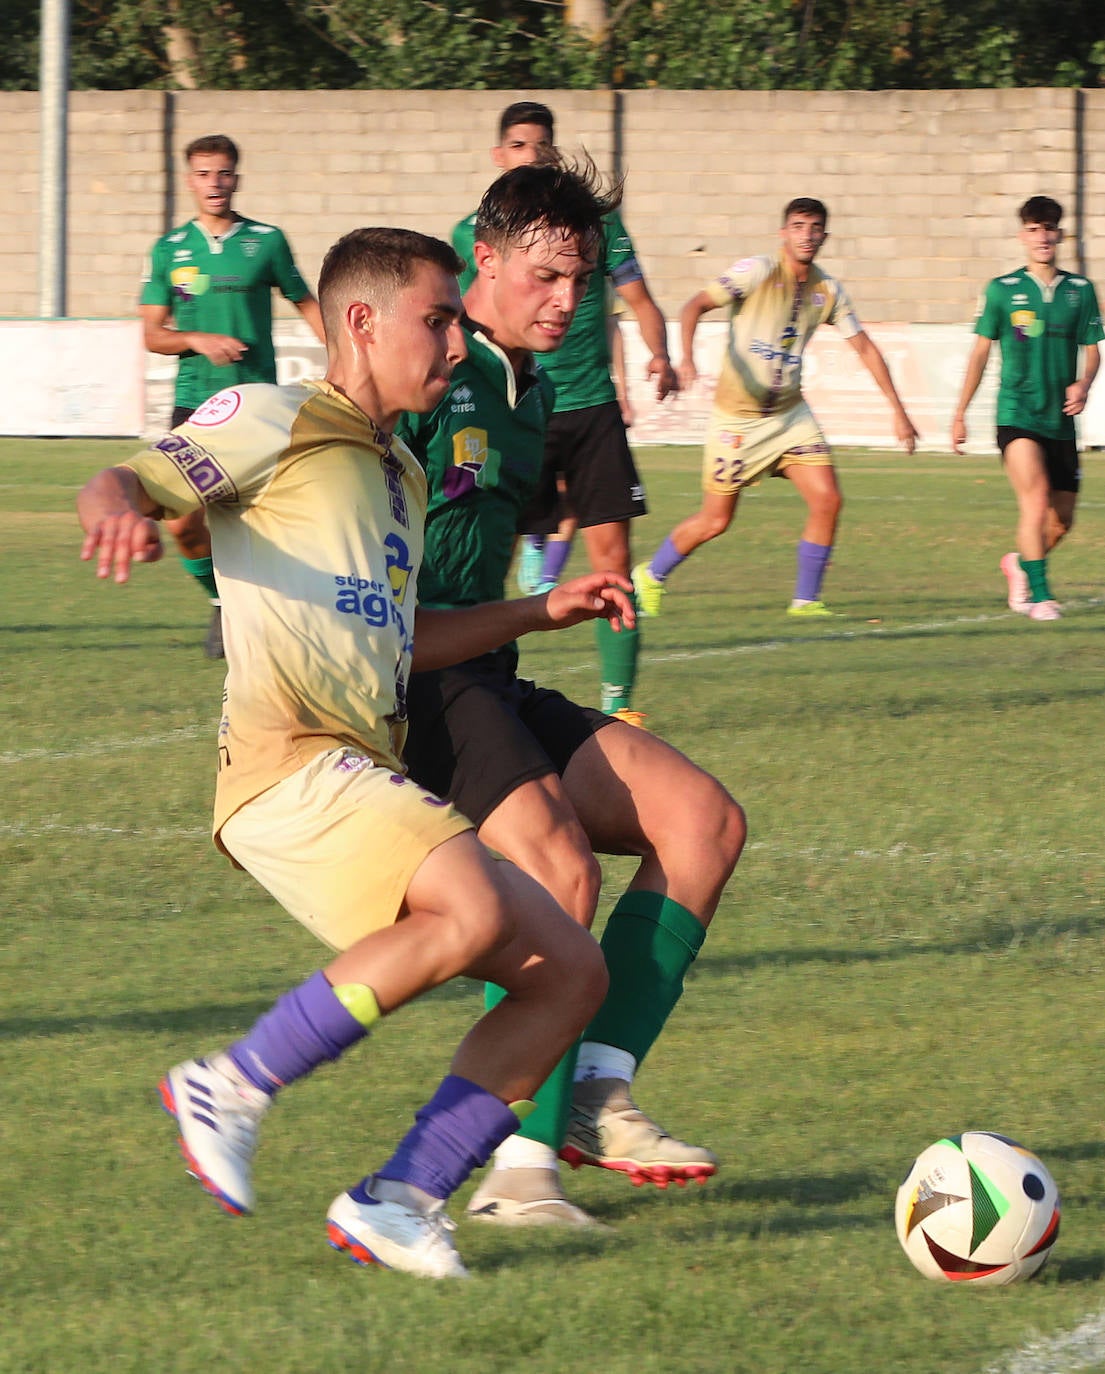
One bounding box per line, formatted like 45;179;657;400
4;438;1105;1373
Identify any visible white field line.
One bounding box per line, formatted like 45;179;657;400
0;723;209;767
536;597;1105;680
985;1309;1105;1374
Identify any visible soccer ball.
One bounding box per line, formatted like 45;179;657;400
895;1132;1060;1286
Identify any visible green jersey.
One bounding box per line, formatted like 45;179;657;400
396;323;555;610
974;267;1103;440
140;214;311;412
451;209;644;413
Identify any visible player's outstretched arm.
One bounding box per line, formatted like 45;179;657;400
950;335;994;452
617;278;677;401
412;572;635;672
846;330;920;453
678;290;717;392
78;466;164;584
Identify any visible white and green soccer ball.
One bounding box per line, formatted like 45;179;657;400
895;1132;1060;1286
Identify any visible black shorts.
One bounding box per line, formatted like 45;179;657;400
996;427;1081;494
403;647;615;828
521;400;647;538
171;404;194;429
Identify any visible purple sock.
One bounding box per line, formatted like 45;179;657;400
794;539;832;601
649;535;685;582
365;1074;519;1201
226;970;369;1094
540;538;573;582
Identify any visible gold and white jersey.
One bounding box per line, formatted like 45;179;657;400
124;380;426;839
705;254;862;418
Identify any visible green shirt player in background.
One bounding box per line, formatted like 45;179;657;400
452;102;677;723
403;158;745;1229
139;134;325;656
952;195;1102;621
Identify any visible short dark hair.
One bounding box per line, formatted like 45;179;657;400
184;135;239;167
498;101;555;142
317;227;463;339
1020;195;1062;227
783;197;828;227
475;154;622;263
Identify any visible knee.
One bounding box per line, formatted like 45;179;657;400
696;508;734;542
556;848;603;928
812;487;843;522
554;921;609;1027
675;777;747;884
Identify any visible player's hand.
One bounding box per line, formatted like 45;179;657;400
1063;380;1090;416
616;393;635;427
80;511;163;583
677;359;698;393
895;411;920;454
541;572;636;633
194;333;248;366
648;355;678;402
950;415;967;454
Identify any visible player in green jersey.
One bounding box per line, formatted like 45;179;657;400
452;102;677;722
403;159;746;1229
140;134;325;657
952;195;1102;621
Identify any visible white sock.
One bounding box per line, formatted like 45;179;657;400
573;1042;637;1084
492;1134;558;1172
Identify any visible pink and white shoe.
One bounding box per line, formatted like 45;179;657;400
1000;552;1032;614
1028;599;1062;621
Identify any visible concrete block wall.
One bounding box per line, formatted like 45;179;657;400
3;87;1100;327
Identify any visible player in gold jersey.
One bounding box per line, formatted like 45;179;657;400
634;198;919;618
77;225;636;1280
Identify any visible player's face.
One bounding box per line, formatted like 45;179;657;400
369;262;466;419
477;228;596;354
1019;219;1062;267
780;213;827;266
492;122;555;171
187;152;238;220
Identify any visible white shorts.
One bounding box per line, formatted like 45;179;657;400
219;746;472;952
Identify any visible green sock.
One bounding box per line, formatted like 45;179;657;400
584;891;706;1067
484;983;580;1149
180;555;219;600
596;610;640;714
1021;557;1052;603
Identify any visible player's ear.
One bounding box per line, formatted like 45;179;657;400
346;300;376;343
490;144;505;170
473;240;499;279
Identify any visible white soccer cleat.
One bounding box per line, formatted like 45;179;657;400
465;1165;605;1228
159;1055;270;1216
1028;599;1062;621
560;1077;718;1189
327;1186;470;1279
1000;552;1032;614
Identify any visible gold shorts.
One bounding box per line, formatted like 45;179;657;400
219;747;473;952
702;401;831;495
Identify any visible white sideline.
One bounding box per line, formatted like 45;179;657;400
536;598;1104;681
985;1309;1105;1374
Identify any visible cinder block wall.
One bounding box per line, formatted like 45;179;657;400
4;87;1102;327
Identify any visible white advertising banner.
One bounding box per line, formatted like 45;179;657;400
0;319;145;436
619;321;1105;452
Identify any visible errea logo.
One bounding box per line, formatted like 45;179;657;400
1000;276;1020;285
450;384;476;415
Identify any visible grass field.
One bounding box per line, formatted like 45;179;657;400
4;438;1105;1374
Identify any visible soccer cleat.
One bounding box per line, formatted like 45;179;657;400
1000;552;1032;614
559;1077;718;1189
1028;599;1062;621
465;1166;604;1228
159;1055;270;1216
204;602;225;659
609;708;649;730
515;540;544;596
632;562;666;618
327;1186;470;1279
534;579;559;596
786;600;835;618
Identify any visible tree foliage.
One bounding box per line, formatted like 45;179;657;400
5;0;1103;91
